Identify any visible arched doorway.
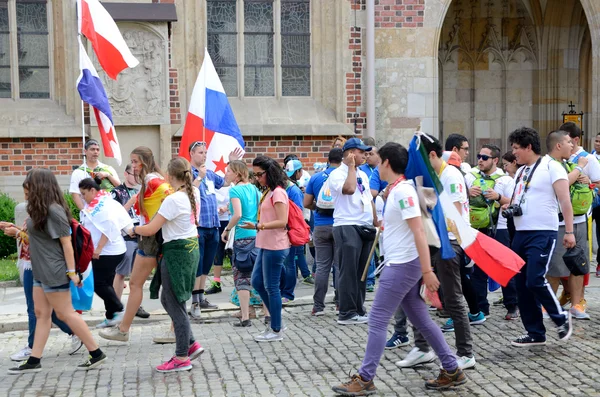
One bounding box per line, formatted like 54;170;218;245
437;0;593;161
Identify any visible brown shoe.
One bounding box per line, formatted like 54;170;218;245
331;374;377;396
232;306;257;320
425;368;467;390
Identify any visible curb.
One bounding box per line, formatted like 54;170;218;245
0;280;20;288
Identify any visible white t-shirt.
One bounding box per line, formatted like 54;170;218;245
69;161;117;195
216;186;231;222
439;164;469;239
513;155;568;232
460;162;472;173
329;163;374;227
158;189;201;243
383;181;420;263
81;214;126;256
571;148;600;183
375;195;384;224
465;168;514;230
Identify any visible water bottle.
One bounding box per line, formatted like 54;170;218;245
313;162;328;172
480;177;490;205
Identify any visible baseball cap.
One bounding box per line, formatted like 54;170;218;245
285;159;303;177
343;138;372;152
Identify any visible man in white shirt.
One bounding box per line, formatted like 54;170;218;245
445;133;472;173
329;138;377;325
464;144;516;319
398;134;475;370
70;139;120;210
507;127;575;347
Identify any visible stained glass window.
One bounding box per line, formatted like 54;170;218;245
0;1;10;98
207;0;238;96
281;0;310;96
16;0;49;99
244;0;273;96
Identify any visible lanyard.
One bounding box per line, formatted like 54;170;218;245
510;156;542;205
257;189;270;223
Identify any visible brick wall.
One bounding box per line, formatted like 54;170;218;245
172;136;337;171
375;0;425;28
0;138;84;176
346;26;366;134
168;39;181;124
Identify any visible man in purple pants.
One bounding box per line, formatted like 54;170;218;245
332;142;467;395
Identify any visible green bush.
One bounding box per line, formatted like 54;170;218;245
0;193;17;258
64;191;80;222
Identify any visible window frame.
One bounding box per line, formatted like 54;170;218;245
1;0;53;100
205;0;311;99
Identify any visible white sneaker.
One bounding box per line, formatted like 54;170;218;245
96;311;124;329
190;303;202;319
396;347;436;368
337;315;368;325
10;346;32;362
254;330;284;342
457;355;476;370
69;335;84;355
570;305;591;320
153;331;176;344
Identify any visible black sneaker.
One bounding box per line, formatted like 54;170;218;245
233;319;252;327
135;306;150;319
8;361;42;374
199;298;218;310
205;281;222;295
77;352;107;371
510;335;546;347
557;312;573;341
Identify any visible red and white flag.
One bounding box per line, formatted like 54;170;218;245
77;0;139;80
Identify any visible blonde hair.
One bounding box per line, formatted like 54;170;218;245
131;146;163;218
228;160;249;183
168;157;198;226
332;135;347;149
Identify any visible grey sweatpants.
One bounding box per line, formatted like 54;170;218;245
160;258;195;357
393;306;430;351
313;225;339;311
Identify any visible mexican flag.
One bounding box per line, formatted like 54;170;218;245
405;133;525;286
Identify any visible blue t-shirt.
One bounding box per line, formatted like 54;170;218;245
286;182;304;209
228;184;260;240
359;163;375;179
369;166;388;194
305;167;336;226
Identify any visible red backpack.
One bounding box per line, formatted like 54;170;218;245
286;200;310;246
70;218;94;275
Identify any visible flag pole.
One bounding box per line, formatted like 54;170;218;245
79;36;87;167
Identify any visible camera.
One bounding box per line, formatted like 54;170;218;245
502;205;523;219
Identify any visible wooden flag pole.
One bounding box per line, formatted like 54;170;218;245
361;227;381;282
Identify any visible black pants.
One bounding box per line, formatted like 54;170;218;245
93;253;125;319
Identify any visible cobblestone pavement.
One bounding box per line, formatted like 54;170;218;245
1;283;600;397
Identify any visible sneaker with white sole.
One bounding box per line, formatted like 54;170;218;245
511;334;546;347
153;331;176;344
396;347;436;368
468;312;486;325
557;311;573;341
69;335;84;355
156;357;192;373
254;330;284;342
10;346;32;362
96;311;124;329
385;332;410;350
99;327;129;342
456;355;476;370
189;302;202;319
188;341;205;361
8;360;41;374
337;315;368;325
77;352;107;371
569;304;590;320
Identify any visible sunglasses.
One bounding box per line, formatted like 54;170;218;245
477;154;496;161
191;141;206;151
254;171;266;178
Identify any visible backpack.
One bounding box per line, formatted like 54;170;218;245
468;170;503;229
70;218;94;276
561;161;595;216
271;193;310;247
315;169;335;216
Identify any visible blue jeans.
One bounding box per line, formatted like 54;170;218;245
512;230;567;340
367;257;376;287
280;245;309;300
197;227;220;276
252;248;289;332
23;268;72;348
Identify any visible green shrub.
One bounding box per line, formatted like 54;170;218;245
0;193;17;258
64;191;80;222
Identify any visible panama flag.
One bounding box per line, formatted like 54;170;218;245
178;49;244;175
405;133;525;286
77;38;122;165
77;0;139;80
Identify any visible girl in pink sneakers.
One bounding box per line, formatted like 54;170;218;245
132;157;204;372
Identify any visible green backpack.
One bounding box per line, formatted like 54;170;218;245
469;171;503;229
78;165;116;192
562;161;594;216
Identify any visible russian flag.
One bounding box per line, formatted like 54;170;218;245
77;0;139;80
179;49;244;175
77;38;122;165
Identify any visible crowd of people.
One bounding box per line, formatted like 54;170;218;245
0;123;597;393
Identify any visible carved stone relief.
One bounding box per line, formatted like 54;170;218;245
90;22;170;126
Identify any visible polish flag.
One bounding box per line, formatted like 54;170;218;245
77;0;139;80
77;38;122;165
406;133;525;286
179;49;244;176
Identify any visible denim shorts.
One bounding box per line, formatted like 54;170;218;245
32;279;70;293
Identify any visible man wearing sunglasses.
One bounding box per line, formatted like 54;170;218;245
188;141;243;318
328;138;377;325
464;145;516;320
